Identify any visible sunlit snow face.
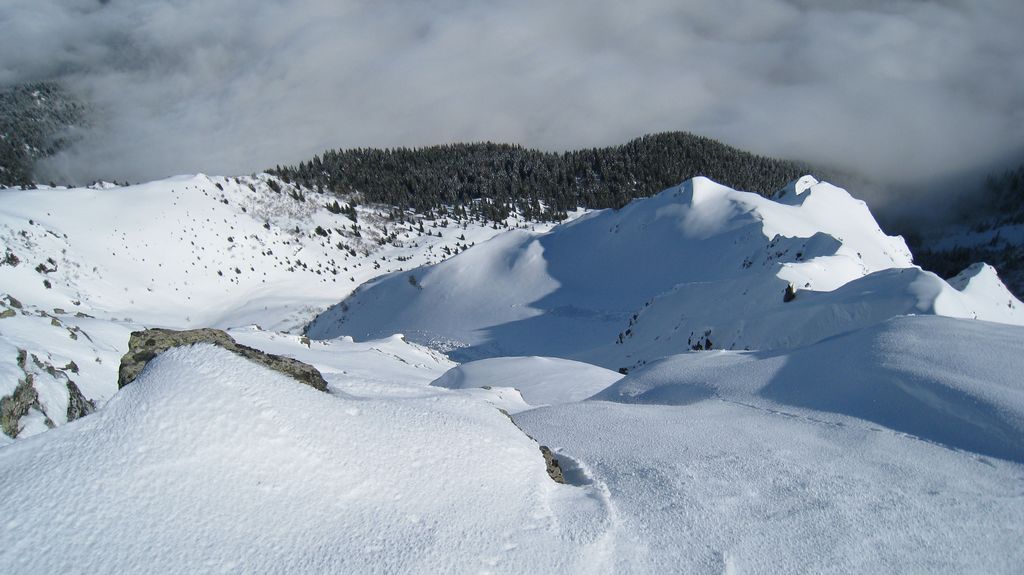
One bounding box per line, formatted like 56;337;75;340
656;200;743;240
2;0;1023;191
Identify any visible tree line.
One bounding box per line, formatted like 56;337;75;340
270;132;824;221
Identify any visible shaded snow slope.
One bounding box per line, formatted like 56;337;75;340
911;213;1024;299
506;306;1024;572
431;356;622;412
0;345;612;573
614;264;1024;368
308;176;1022;367
597;315;1024;464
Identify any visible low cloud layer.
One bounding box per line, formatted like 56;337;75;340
3;0;1023;197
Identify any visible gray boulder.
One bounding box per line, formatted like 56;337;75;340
117;328;328;392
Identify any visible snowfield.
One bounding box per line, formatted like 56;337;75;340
2;174;1024;572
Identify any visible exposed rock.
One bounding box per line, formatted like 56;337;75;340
117;328;328;392
2;250;19;267
784;282;797;302
1;350;55;438
2;349;91;438
0;309;14;319
539;445;566;484
4;294;22;309
1;378;39;438
498;408;567;484
65;381;95;423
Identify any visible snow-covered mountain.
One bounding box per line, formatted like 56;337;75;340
1;173;552;331
0;173;554;440
908;162;1024;299
308;175;1023;369
2;172;1023;572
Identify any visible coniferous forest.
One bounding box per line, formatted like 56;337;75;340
910;161;1024;296
0;83;85;187
270;133;822;220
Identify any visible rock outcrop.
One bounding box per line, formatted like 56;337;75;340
1;377;45;438
539;445;566;484
1;348;94;439
117;328;328;392
497;408;566;484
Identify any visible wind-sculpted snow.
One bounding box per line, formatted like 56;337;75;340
596;315;1024;464
309;176;1022;368
431;356;622;412
515;396;1024;573
0;345;612;573
617;264;1024;365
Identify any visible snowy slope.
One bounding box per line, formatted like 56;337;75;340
511;314;1024;572
308;176;1023;368
597;315;1024;463
613;262;1023;370
516;397;1024;573
0;305;129;444
2;171;1023;573
0;344;614;573
431;356;622;412
3;314;1021;573
0;174;548;331
0;174;556;437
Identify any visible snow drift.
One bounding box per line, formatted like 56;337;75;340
431;356;622;411
0;344;611;573
597;315;1024;463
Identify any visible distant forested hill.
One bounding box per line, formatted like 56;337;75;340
0;83;86;187
270;132;824;220
910;162;1024;297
